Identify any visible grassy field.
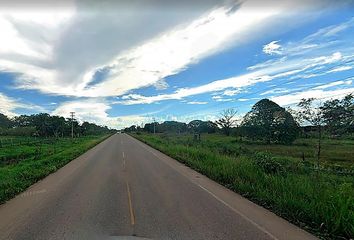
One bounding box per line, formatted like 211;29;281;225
131;132;354;240
0;135;111;204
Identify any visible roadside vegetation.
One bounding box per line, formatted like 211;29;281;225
126;94;354;240
0;113;115;203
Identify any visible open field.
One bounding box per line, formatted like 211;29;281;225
0;135;111;204
131;132;354;239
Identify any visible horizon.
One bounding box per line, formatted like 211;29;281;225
1;0;354;129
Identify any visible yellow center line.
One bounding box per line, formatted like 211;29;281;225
126;181;135;225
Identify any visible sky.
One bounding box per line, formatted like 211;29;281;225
0;0;354;129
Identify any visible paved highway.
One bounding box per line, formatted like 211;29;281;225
0;134;317;240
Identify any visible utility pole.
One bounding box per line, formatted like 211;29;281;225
70;112;75;138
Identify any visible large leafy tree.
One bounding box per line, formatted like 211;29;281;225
320;93;354;135
241;99;299;144
216;109;238;136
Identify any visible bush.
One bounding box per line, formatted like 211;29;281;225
253;152;284;174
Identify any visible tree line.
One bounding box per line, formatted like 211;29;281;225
0;113;116;137
124;94;354;145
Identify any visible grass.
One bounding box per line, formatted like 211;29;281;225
131;132;354;240
0;135;111;204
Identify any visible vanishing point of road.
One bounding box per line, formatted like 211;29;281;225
0;134;318;240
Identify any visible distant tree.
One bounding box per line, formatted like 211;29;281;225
296;98;324;167
216;109;238;136
320;93;354;136
188;120;202;133
241;99;299;144
31;113;52;137
143;123;155;133
124;125;137;132
13;115;31;127
0;112;114;137
50;116;66;138
158;121;187;134
188;120;218;134
0;113;13;128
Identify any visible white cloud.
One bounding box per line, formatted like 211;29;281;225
0;92;44;116
223;89;241;96
260;88;290;96
76;2;288;97
313;79;353;90
52;99;112;124
303;17;354;42
215;98;233;102
187;101;208;104
153;78;169;90
271;88;354;106
247;57;287;71
263;40;282;55
51;99;150;129
116;51;348;105
1;0;321;98
0;93;24;116
326;65;353;73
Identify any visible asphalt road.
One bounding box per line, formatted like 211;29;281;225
0;134;318;240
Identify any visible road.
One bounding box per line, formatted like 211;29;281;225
0;134;317;240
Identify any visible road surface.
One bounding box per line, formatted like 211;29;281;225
0;134;317;240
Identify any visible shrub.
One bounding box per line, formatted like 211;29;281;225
253;152;284;174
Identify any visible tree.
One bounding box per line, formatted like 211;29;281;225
13;115;31;127
157;121;187;133
188;120;217;134
31;113;52;137
296;98;324;167
143;122;155;133
320;94;354;136
241;99;299;144
216;109;238;136
0;113;13;128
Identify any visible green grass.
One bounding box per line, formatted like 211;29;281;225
131;132;354;240
0;135;111;204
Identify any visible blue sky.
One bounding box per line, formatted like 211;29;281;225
0;0;353;129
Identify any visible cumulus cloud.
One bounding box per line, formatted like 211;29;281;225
263;40;282;55
52;99;112;124
1;0;353;129
51;99;150;129
0;92;43;116
1;0;322;98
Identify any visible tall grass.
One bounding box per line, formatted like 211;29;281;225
132;133;354;240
